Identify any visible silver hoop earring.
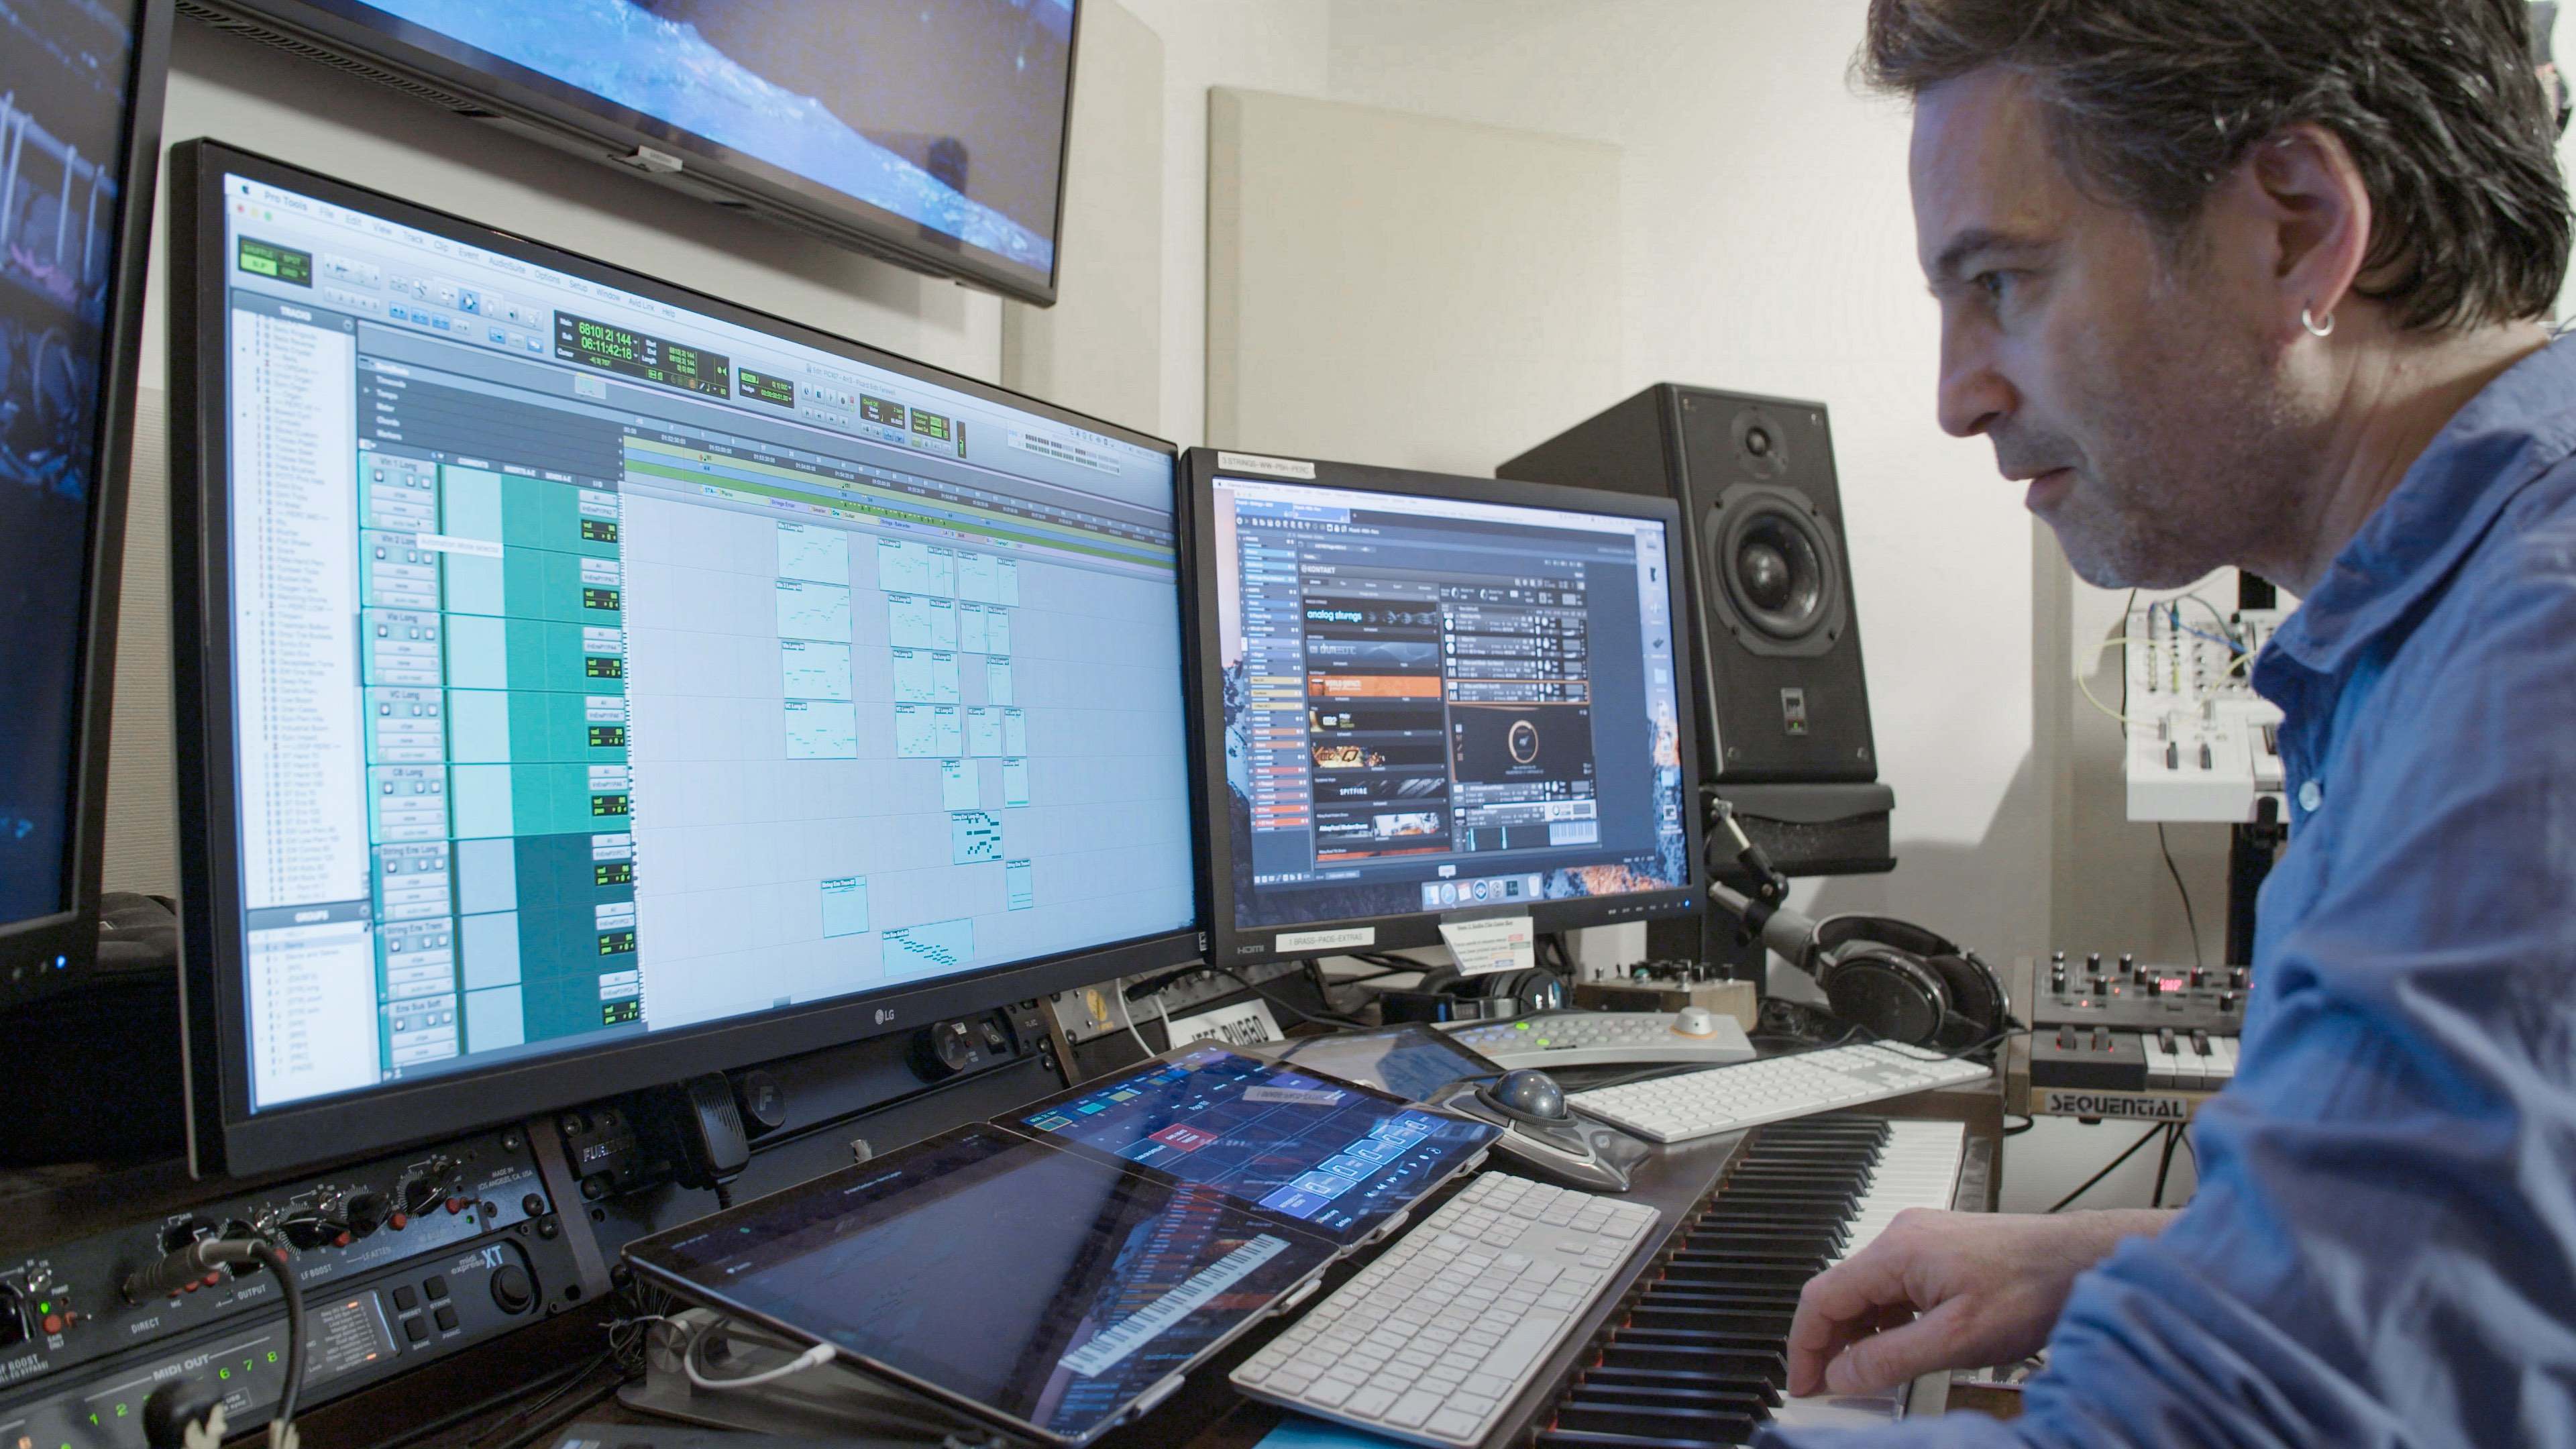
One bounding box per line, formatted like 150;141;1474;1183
2302;307;2336;338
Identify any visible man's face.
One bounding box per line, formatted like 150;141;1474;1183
1911;70;2300;588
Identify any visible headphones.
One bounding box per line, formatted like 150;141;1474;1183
1377;965;1566;1025
1807;914;2007;1051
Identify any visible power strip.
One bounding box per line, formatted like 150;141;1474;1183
1049;962;1304;1044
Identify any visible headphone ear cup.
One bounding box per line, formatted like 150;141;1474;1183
1819;949;1950;1046
1514;967;1565;1014
1415;965;1466;998
1924;953;2004;1048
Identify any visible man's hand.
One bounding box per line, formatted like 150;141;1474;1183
1785;1208;2175;1397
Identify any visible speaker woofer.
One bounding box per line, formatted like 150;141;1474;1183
1703;482;1847;659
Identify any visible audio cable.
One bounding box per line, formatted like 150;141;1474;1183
123;1236;307;1449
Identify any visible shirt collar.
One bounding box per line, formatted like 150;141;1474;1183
2264;333;2576;679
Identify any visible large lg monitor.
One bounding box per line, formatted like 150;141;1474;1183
189;0;1080;304
1187;449;1705;965
0;0;170;1008
170;141;1201;1176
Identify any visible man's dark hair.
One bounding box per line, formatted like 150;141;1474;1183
1860;0;2573;331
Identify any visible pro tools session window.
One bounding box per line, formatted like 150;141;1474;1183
1211;476;1691;932
219;174;1193;1112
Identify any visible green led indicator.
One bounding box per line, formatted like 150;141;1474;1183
36;1301;48;1313
1512;1022;1529;1032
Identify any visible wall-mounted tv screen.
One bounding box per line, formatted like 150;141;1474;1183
193;0;1079;303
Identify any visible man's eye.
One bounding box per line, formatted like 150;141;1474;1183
1975;272;2012;303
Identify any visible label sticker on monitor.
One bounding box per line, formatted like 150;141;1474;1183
1439;913;1534;977
1216;451;1318;480
1277;926;1375;952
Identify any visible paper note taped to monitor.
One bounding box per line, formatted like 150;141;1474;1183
1440;913;1535;978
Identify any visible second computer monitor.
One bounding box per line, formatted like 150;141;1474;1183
1189;449;1705;963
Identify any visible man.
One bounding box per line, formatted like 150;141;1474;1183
1766;1;2576;1444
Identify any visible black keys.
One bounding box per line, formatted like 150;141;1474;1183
1539;1116;1895;1446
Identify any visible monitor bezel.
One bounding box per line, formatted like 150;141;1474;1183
186;0;1079;305
0;0;173;1005
169;140;1203;1179
1183;447;1708;967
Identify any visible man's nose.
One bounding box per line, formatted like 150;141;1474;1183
1937;325;2013;439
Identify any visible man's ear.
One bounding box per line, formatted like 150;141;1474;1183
2239;123;2373;340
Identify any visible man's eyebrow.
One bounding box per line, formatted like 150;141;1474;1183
1929;228;2049;283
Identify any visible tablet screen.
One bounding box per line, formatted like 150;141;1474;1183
1014;1046;1499;1242
624;1126;1336;1445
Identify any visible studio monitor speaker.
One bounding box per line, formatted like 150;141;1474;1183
1500;384;1880;785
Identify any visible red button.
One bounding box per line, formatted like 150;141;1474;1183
42;1313;62;1334
203;1274;223;1288
388;1212;409;1231
446;1197;467;1214
181;1281;199;1293
332;1232;351;1247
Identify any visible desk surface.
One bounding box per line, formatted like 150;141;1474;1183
323;1072;1999;1449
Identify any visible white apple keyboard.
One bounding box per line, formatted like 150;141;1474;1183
1230;1171;1657;1447
1566;1040;1990;1143
1440;1009;1754;1070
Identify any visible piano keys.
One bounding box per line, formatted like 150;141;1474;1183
1534;1116;1969;1447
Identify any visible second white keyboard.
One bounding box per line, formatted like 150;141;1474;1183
1230;1173;1658;1447
1568;1041;1991;1143
1442;1010;1754;1070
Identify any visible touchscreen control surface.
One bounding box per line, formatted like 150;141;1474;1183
1015;1047;1498;1240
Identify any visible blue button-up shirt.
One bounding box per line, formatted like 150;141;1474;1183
1770;335;2576;1448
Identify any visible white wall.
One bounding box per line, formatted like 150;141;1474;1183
1003;0;1165;433
1205;89;1623;471
1112;0;1332;450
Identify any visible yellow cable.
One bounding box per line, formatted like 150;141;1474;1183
2078;635;2152;727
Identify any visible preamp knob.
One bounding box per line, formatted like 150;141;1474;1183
732;1068;788;1136
910;1020;978;1081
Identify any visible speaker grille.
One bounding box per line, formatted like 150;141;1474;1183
179;2;500;115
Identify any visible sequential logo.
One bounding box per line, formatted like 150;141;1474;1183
2042;1091;2193;1120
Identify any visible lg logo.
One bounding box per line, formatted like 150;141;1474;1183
875;1008;896;1025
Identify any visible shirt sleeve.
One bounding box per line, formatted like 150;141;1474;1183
1762;557;2576;1448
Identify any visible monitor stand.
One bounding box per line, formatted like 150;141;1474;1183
621;1311;1028;1448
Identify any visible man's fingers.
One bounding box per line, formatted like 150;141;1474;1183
1821;1296;1974;1397
1786;1303;1913;1397
1785;1238;1923;1395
